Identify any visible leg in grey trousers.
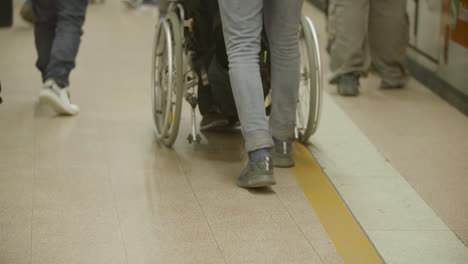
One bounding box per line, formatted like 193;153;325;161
327;0;408;85
32;0;87;88
218;0;304;152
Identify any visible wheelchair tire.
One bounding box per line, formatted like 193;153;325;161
151;12;184;147
296;15;323;144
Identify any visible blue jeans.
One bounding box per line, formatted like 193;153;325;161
32;0;87;88
218;0;304;152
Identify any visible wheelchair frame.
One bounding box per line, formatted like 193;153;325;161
151;0;323;147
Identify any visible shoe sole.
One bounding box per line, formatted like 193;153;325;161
237;175;276;188
200;120;230;131
338;87;359;96
39;90;78;116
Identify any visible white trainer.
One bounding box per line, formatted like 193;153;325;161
39;79;79;115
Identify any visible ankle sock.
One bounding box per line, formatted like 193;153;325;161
249;148;271;162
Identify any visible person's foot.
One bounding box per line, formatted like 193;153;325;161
237;156;276;188
39;79;79;115
337;73;359;96
200;112;230;131
272;138;294;168
20;1;34;24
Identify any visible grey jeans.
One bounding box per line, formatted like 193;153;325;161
218;0;304;152
327;0;408;85
32;0;87;88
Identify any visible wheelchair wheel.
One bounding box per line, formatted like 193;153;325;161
151;12;184;147
296;15;323;144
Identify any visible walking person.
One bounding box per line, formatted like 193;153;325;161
32;0;87;115
218;0;304;188
327;0;409;96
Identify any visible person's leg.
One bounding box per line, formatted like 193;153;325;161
218;0;273;152
31;0;56;82
328;0;370;95
45;0;87;88
369;0;408;88
263;0;303;168
218;0;275;188
264;0;303;140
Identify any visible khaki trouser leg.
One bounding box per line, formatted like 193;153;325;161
328;0;370;83
369;0;408;86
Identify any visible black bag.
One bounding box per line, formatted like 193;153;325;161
184;0;270;119
0;0;13;28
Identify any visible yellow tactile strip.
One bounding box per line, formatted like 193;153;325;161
292;142;383;264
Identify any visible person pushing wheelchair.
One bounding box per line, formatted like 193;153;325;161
218;0;304;188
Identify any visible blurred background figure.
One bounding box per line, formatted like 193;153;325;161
0;0;13;27
327;0;409;96
32;0;88;115
123;0;158;9
20;0;35;24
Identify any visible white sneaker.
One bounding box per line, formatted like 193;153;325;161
39;79;79;115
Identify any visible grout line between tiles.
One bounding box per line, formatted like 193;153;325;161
275;191;326;264
173;150;229;264
105;146;130;264
29;116;37;264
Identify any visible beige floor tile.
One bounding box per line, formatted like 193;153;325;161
221;239;323;264
368;230;468;264
194;185;287;223
0;99;35;149
275;187;344;264
274;168;303;187
208;211;305;243
0;147;34;169
32;166;127;264
109;169;225;264
176;149;243;188
158;240;226;264
0;167;33;264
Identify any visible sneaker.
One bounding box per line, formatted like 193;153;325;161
200;112;230;131
337;73;359;96
20;1;34;24
380;79;407;89
272;139;294;168
39;79;79;115
237;156;276;188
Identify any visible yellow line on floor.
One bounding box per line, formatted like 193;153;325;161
292;142;383;264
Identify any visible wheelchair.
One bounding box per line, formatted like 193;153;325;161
151;0;323;147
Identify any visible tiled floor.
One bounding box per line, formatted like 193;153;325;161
0;2;341;264
300;3;468;263
303;1;468;246
2;1;468;263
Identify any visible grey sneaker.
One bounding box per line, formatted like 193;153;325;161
380;79;407;89
237;156;276;188
337;73;359;96
272;140;294;168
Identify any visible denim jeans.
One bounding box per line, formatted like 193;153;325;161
32;0;87;88
218;0;304;152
